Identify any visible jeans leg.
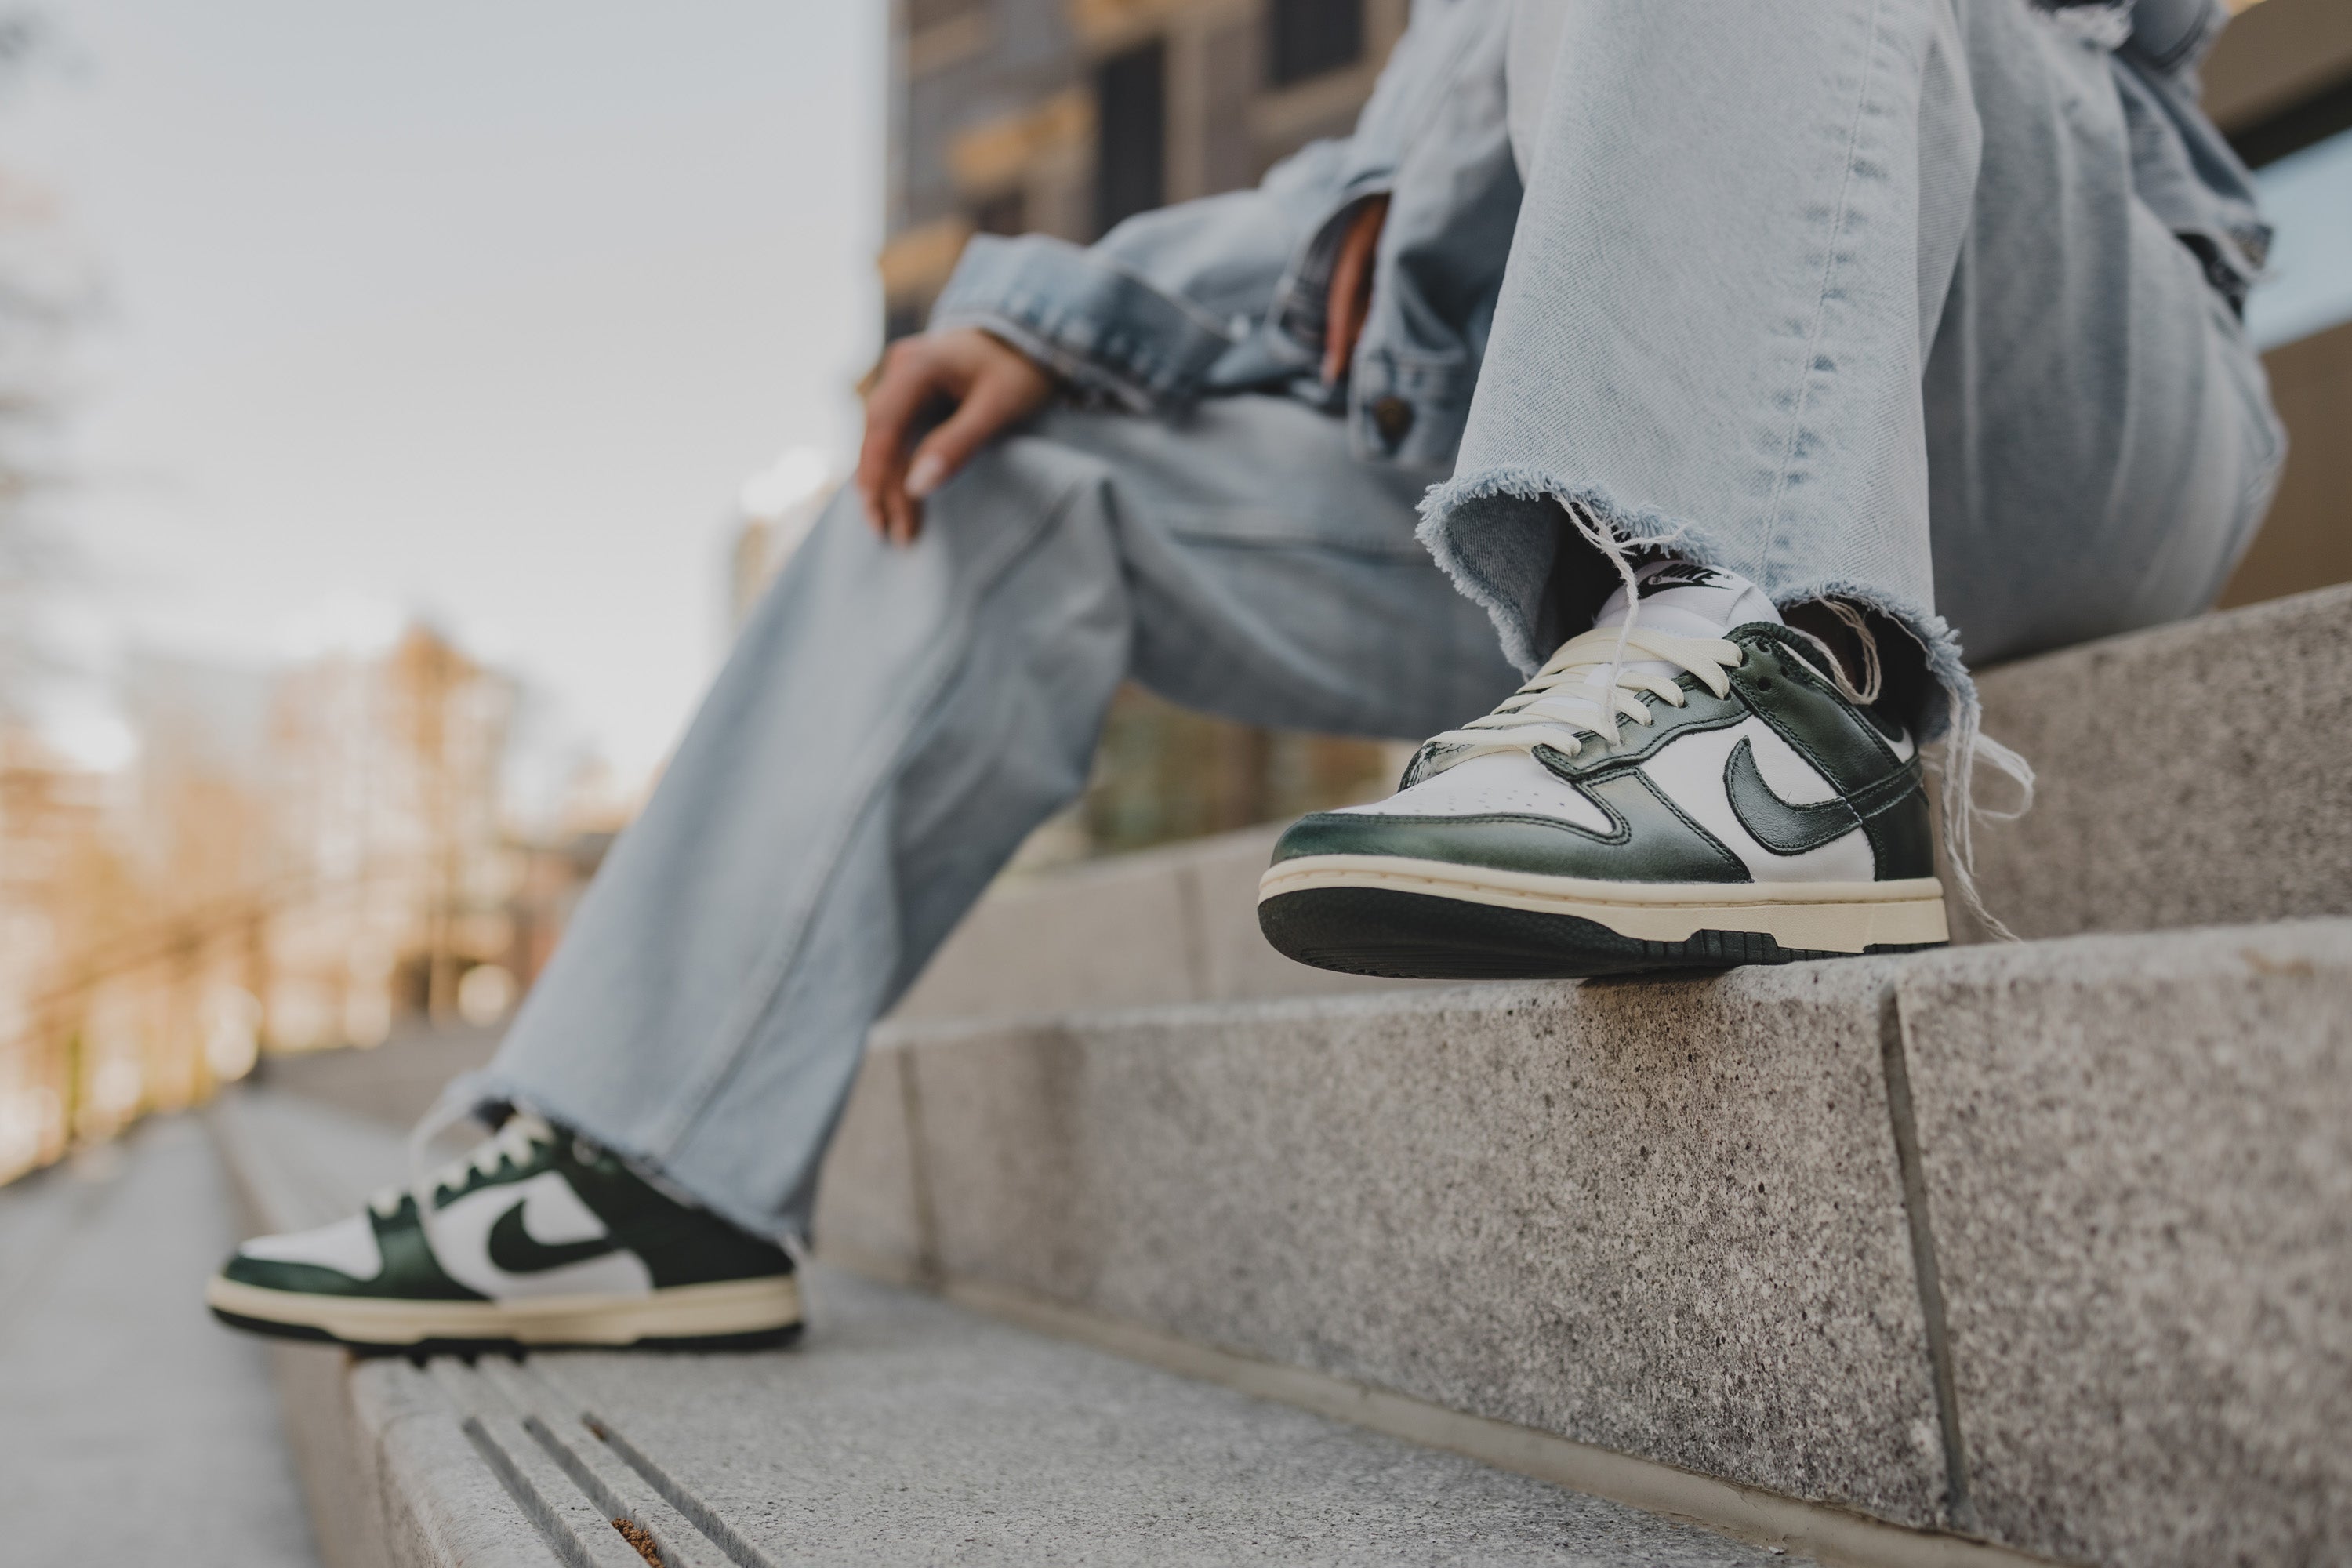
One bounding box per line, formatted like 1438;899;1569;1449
470;397;1512;1242
471;437;1126;1241
1918;0;2285;666
1436;0;2279;710
1431;0;1975;699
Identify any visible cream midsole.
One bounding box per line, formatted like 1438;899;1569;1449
205;1273;801;1345
1258;856;1949;953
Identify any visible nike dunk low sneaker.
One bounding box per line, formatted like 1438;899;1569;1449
1258;561;1947;978
207;1111;800;1351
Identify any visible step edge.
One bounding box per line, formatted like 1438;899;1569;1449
205;1098;575;1568
917;1269;2074;1568
869;914;2352;1048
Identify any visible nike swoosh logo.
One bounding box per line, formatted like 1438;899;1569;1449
1724;737;1861;855
485;1198;621;1275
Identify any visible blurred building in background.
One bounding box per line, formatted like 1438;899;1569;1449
2201;0;2352;607
0;626;622;1185
880;0;1413;862
728;446;840;630
881;0;1407;335
263;626;518;1047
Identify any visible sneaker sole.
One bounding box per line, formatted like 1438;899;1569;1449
1258;856;1948;979
205;1273;803;1352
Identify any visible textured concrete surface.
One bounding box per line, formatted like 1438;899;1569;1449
891;822;1415;1025
0;1116;318;1567
260;1017;503;1128
544;1265;1808;1566
220;1087;1806;1568
888;963;1955;1528
894;833;1208;1022
811;1041;930;1282
1899;920;2352;1568
1961;583;2352;942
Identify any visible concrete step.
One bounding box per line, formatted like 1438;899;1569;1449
818;917;2352;1568
892;585;2352;1024
1961;581;2352;942
209;1088;1851;1568
888;818;1427;1025
257;1018;506;1130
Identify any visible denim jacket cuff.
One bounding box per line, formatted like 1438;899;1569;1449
931;234;1241;412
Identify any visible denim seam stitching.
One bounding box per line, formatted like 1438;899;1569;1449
641;468;1102;1162
1759;0;1889;580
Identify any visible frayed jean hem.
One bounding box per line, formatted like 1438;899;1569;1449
1414;465;1973;742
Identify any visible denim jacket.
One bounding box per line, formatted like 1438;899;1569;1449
931;0;2265;474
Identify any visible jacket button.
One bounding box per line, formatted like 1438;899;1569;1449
1370;395;1414;447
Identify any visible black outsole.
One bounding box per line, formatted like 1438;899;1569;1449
1258;886;1942;980
209;1305;805;1357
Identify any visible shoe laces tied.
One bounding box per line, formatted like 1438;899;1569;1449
369;1109;556;1221
1425;622;1743;771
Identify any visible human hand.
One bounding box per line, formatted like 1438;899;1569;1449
1320;195;1388;387
856;327;1058;546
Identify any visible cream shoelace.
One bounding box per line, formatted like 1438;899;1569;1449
1425;622;1744;771
370;1109;555;1221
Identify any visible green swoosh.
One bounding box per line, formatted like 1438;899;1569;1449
1724;737;1860;855
486;1198;621;1275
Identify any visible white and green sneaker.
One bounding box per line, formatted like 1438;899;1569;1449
207;1112;801;1352
1258;562;1947;978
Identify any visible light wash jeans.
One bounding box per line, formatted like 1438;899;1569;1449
1425;0;2281;703
474;0;2280;1242
473;397;1517;1241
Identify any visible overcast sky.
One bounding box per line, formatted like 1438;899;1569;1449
16;0;884;789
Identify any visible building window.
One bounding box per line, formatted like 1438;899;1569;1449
1094;38;1167;237
906;0;986;32
1267;0;1363;89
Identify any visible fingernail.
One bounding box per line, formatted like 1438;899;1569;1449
905;456;946;499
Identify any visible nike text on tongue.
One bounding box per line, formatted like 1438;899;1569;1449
1592;560;1782;664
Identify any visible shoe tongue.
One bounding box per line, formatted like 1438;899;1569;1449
1595;561;1780;639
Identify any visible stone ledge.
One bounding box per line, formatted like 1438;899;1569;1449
212;1089;1824;1567
855;961;1954;1529
887;586;2352;1029
887;821;1426;1026
823;919;2352;1567
1958;583;2352;941
1898;920;2352;1568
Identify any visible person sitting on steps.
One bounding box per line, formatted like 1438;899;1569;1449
208;0;2281;1353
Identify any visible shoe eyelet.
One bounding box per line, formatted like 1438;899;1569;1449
1754;675;1774;692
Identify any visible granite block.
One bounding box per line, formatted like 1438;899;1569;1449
1184;822;1430;1003
1899;920;2352;1567
889;839;1202;1023
220;1091;1806;1566
1960;584;2352;942
537;1265;1798;1567
901;964;1955;1526
891;822;1422;1025
812;1043;930;1282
